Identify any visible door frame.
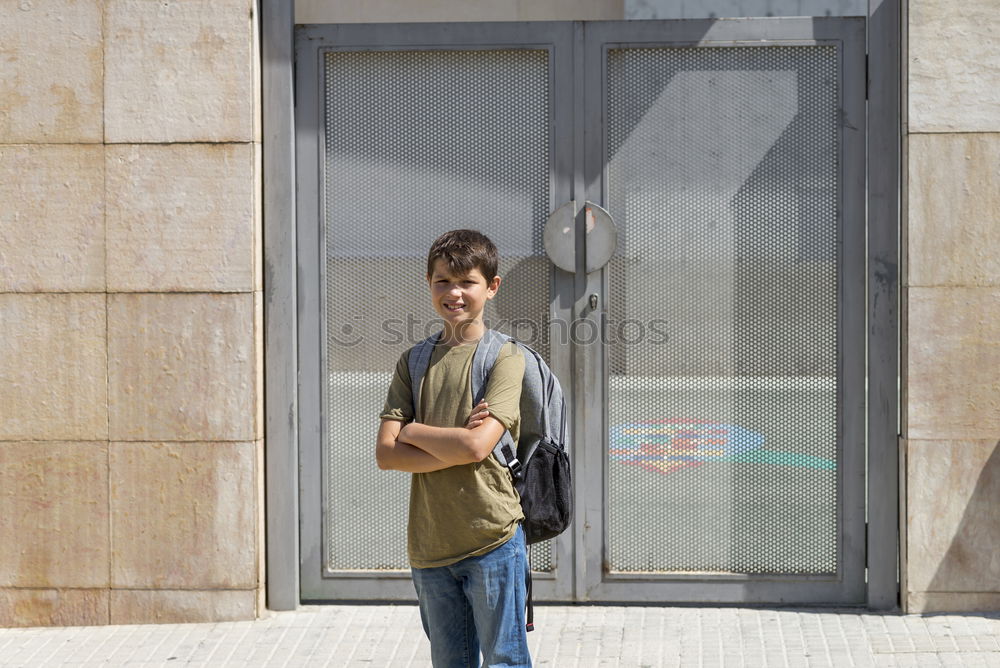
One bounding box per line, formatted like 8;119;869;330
261;2;901;610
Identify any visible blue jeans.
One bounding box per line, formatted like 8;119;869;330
411;525;531;668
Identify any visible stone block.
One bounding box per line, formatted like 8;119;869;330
908;134;1000;287
0;294;108;440
108;293;255;441
0;588;108;628
104;0;254;142
907;592;1000;614
0;145;105;292
906;287;1000;440
909;0;1000;132
110;441;257;589
906;440;1000;596
0;442;109;588
106;144;254;292
0;0;103;143
110;589;255;624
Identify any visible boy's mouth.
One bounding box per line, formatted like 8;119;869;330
444;302;465;312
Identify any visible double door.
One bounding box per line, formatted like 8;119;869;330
296;18;867;604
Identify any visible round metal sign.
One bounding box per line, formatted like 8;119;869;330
543;200;618;274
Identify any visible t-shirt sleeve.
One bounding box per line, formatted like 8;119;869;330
379;350;414;423
482;342;525;432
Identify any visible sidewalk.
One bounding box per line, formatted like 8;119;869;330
1;604;999;667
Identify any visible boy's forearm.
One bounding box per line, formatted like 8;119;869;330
397;423;478;465
376;437;454;473
399;421;503;464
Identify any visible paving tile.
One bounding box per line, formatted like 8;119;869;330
0;606;999;666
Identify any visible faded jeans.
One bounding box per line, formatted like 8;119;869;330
411;525;531;668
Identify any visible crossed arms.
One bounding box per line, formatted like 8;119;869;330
376;400;504;473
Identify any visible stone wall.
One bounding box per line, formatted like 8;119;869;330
3;0;997;627
903;0;1000;612
0;0;264;626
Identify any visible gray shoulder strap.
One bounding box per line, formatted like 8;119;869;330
471;330;524;475
517;342;551;438
470;329;511;406
407;331;442;422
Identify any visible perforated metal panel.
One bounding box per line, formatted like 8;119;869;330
321;49;554;572
605;46;840;575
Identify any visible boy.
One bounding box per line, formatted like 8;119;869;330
376;230;530;667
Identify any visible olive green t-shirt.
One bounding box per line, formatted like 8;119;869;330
380;339;525;568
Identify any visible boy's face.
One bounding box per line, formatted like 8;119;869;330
428;259;500;329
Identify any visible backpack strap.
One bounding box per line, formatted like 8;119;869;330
407;331;442;423
470;330;523;479
515;342;551;441
470;329;509;405
493;431;521;478
526;555;534;632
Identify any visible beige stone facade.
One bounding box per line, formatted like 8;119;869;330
902;0;1000;613
0;0;998;628
0;0;264;627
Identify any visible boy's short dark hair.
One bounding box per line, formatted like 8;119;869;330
426;230;499;282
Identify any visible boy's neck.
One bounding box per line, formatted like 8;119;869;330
440;320;486;347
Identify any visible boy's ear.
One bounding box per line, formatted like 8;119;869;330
487;275;501;297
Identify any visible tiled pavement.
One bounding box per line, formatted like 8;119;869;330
1;605;1000;667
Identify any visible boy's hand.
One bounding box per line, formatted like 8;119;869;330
465;400;490;429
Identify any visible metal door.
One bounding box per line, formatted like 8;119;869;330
575;19;867;603
295;22;576;601
295;18;867;604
